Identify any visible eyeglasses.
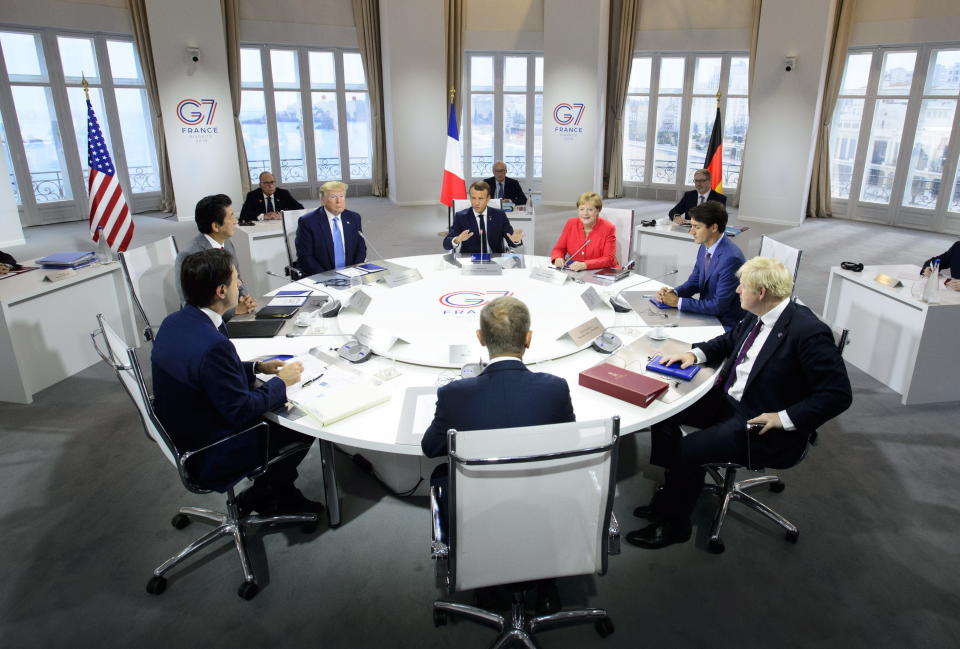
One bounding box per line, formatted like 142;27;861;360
260;180;276;185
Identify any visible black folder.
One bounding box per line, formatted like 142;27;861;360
224;320;284;338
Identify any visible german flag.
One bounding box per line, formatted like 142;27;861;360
703;107;723;194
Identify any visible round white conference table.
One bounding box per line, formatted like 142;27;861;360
231;254;723;526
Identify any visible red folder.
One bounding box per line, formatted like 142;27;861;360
579;363;670;408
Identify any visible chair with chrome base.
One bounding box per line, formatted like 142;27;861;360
430;417;620;647
700;327;850;554
91;313;318;599
118;235;181;343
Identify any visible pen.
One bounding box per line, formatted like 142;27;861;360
302;371;325;388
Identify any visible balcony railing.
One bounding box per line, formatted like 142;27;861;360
624;159;741;188
470;155;541;179
32;170;68;203
247;157;371;185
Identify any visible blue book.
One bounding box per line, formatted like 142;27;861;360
645;355;701;381
649;298;673;309
36;251;96;267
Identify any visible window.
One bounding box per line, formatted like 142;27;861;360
464;53;542;184
829;44;960;228
0;28;160;223
623;52;749;191
240;46;372;188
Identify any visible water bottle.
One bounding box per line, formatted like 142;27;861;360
921;258;941;304
96;226;113;264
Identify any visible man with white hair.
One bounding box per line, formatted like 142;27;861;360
295;180;366;275
627;257;852;549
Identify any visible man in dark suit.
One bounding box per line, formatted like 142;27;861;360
627;257;852;549
422;296;574;613
668;168;725;223
295;180;366;276
921;240;960;289
175;194;257;318
483;160;528;206
443;181;525;254
152;248;322;514
238;171;304;223
656;200;746;330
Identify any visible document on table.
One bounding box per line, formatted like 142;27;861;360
268;296;309;307
396;387;438;446
282;349;390;427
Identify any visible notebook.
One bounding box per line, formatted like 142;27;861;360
224;320;284;338
645;355;701;381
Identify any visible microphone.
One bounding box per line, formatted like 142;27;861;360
265;270;342;317
556;239;591;269
357;230;386;264
590;323;678;354
609;268;679;312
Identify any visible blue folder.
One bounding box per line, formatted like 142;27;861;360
645;355;701;381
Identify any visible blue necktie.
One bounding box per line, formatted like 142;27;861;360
332;216;346;269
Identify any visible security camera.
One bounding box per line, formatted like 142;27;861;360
186;47;200;64
784;56;797;72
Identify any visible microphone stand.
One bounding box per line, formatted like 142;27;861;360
609;268;679;312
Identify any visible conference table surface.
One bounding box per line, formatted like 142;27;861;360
231;253;724;457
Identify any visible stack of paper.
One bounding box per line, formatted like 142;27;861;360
36;252;96;269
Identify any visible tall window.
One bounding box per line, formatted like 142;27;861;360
623;53;749;191
464;53;542;183
0;28;160;223
829;44;960;230
239;46;372;189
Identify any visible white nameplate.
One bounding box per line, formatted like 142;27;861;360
462;263;503;276
43;268;78;283
558;317;605;346
530;266;567;285
347;289;372;314
384;267;423;287
354;323;406;351
580;286;608;311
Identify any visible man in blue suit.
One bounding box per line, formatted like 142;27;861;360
655;200;746;330
422;296;573;613
443;181;525;254
295;181;366;276
152;248;322;515
627;257;852;549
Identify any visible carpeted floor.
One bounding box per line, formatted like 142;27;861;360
0;198;957;649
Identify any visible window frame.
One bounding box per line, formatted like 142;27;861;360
623;50;749;194
463;51;543;186
830;42;960;234
239;43;372;191
0;24;161;225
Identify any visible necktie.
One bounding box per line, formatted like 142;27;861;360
218;323;228;337
332;216;346;268
266;195;275;213
722;320;763;392
497;182;503;199
478;213;487;254
698;194;705;205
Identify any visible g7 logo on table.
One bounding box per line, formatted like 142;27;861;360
439;290;514;309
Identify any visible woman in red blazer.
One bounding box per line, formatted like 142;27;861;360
550;192;619;271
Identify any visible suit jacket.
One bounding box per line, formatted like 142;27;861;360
174;234;248;320
483;176;528;206
421;360;575;459
669;189;726;218
151;305;287;485
695;300;852;441
443;207;521;254
238;187;304;223
550;217;619;269
921;241;960;279
674;235;746;330
294;207;366;276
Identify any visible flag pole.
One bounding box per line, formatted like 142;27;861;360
81;73;90;100
447;87;456;230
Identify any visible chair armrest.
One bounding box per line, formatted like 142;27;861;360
608;511;620;556
429;485;447;559
179;421;271;488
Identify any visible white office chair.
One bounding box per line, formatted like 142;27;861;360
90;313;318;599
758;236;802;294
280;208;311;280
431;417;620;647
599;207;635;268
118;235;180;342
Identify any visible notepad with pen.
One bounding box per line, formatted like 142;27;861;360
255;305;300;319
645;355;700;381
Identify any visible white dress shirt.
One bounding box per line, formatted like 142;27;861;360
203;234;224;249
691;297;796;430
200;306;224;329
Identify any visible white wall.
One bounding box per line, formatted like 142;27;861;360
540;0;609;206
0;152;24;248
379;0;446;206
737;0;836;226
464;0;543;51
145;0;242;222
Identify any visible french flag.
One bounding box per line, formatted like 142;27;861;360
439;102;467;207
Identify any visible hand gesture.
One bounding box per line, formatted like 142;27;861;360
552;257;566;268
507;228;525;244
236;295;258;315
656;287;678;306
922;267;933;277
453;229;473;245
946;278;960;291
264;211;281;221
277;361;304;386
257;359;287;375
568;261;587;271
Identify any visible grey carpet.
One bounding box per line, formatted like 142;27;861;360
1;199;958;648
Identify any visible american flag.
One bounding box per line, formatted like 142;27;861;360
87;98;133;251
